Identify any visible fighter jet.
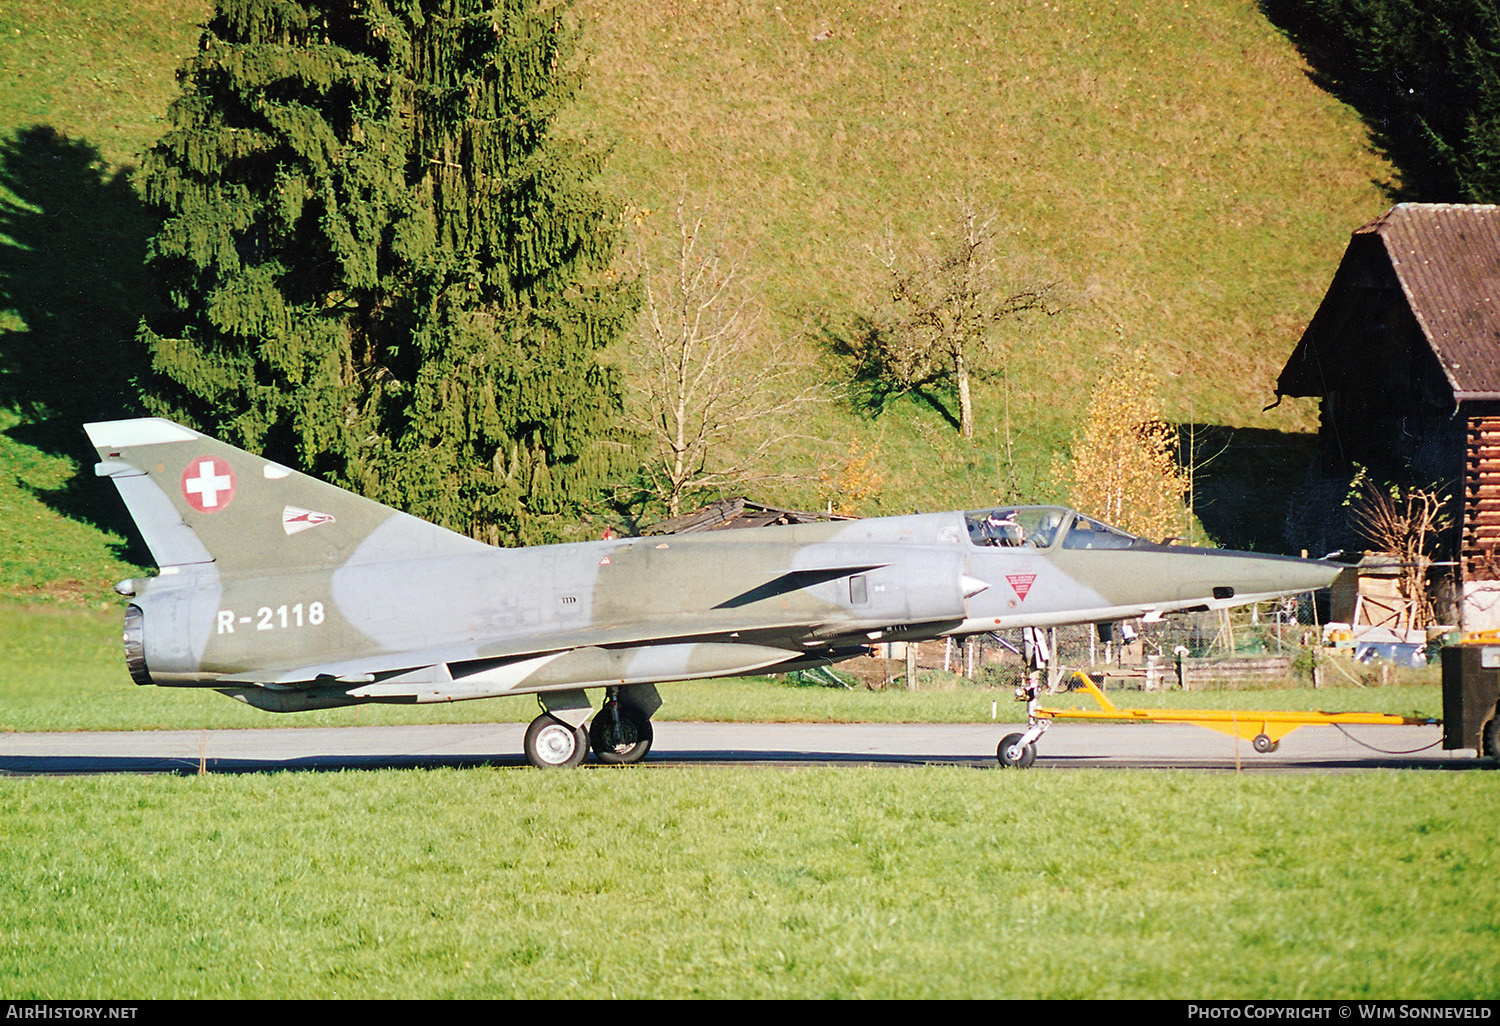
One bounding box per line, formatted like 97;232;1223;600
85;418;1342;767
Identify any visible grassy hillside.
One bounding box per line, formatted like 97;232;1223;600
568;0;1389;524
0;0;1394;604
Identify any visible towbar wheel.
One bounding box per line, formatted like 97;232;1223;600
997;732;1036;768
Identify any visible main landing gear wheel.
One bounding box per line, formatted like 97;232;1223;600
1252;733;1279;754
524;714;588;769
1483;716;1499;761
997;732;1036;769
589;703;654;765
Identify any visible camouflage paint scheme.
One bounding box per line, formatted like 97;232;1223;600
86;419;1342;766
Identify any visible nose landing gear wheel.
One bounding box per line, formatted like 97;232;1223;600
997;732;1037;768
589;703;654;765
524;714;588;768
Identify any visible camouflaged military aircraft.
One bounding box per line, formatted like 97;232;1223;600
86;418;1343;768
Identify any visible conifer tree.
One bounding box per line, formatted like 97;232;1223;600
139;0;634;544
1268;0;1500;202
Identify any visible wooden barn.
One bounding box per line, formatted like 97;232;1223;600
1274;203;1500;629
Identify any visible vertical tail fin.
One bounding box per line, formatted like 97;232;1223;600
85;418;489;574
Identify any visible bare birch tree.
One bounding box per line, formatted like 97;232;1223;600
629;198;830;517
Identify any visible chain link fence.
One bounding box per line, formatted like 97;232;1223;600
804;597;1330;691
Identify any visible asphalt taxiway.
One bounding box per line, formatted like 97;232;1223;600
0;720;1487;774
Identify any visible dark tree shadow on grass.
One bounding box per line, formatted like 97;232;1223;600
1259;0;1493;202
819;320;963;432
0;125;160;559
1176;423;1322;554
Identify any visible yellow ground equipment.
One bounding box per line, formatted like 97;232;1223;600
995;671;1438;768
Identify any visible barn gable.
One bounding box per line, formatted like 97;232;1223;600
1279;203;1500;403
1276;204;1500;627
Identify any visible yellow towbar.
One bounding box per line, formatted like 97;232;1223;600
995;670;1438;767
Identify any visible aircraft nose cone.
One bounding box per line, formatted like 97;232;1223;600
1268;558;1343;592
1302;559;1346;592
1210;553;1344;600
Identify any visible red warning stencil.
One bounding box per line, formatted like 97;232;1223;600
1006;573;1036;601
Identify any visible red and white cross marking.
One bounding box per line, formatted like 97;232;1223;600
180;457;237;513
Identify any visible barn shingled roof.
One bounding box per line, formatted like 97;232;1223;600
1277;203;1500;401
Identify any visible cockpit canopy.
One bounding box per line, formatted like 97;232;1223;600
964;506;1141;550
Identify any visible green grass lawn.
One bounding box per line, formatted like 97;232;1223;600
0;768;1493;999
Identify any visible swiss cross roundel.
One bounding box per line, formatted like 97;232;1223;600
180;457;237;513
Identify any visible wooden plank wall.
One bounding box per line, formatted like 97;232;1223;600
1463;415;1500;580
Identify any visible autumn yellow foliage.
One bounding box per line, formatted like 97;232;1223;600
820;434;885;516
1054;344;1187;542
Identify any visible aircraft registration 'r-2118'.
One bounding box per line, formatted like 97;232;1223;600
86;419;1344;768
